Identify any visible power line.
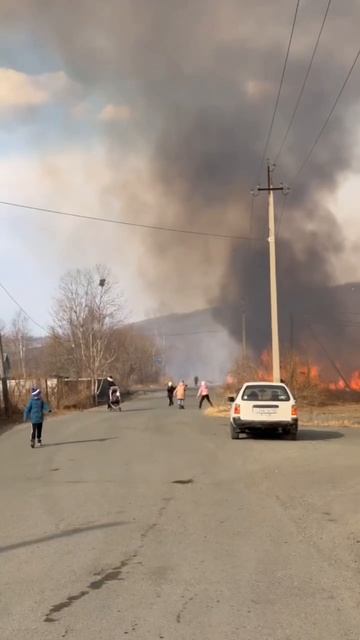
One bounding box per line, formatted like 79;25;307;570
274;0;332;164
293;44;360;180
278;39;360;235
307;322;351;389
0;199;263;244
0;280;47;333
256;0;301;182
143;329;227;338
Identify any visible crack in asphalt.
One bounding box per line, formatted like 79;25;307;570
44;497;172;623
176;594;195;623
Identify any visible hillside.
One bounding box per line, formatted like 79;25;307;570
134;308;238;383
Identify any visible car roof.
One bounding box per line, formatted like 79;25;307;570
239;381;293;395
241;381;288;386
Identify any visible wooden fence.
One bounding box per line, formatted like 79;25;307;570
0;377;109;416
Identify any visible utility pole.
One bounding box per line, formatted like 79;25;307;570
255;162;288;383
0;333;10;417
289;312;294;353
162;334;167;377
242;311;247;362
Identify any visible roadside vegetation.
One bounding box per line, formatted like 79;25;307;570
1;265;162;416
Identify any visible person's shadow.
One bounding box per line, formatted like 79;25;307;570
43;437;119;448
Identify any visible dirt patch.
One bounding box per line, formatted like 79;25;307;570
299;404;360;428
205;405;229;418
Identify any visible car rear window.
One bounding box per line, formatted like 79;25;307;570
241;385;290;402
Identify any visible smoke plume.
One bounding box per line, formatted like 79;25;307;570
2;1;360;370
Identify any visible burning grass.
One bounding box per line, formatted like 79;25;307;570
226;349;360;405
206;348;360;425
205;404;229;418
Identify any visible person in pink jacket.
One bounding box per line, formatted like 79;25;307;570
197;380;213;409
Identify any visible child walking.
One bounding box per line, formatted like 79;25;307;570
175;380;187;409
167;381;176;406
197;381;213;409
24;387;51;448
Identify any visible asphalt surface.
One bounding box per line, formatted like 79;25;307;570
1;391;360;639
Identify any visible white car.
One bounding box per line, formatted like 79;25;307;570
229;381;298;440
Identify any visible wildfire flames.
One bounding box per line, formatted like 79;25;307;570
329;371;360;392
230;349;360;393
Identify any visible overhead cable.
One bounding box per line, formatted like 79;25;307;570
274;0;332;164
0;200;262;243
293;44;360;180
256;0;301;182
0;280;48;333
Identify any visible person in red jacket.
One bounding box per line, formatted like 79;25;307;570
197;381;213;409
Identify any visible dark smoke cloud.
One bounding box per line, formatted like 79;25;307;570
2;1;360;368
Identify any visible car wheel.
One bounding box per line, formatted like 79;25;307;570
284;425;298;441
230;423;240;440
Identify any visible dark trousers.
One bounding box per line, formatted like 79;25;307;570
168;394;174;406
31;423;43;441
199;394;213;409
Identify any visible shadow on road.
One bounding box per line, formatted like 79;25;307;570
44;437;119;447
121;407;153;413
246;429;344;442
0;520;129;554
298;429;344;441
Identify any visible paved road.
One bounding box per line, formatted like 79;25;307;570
1;392;360;639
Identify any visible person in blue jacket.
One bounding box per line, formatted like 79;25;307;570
24;387;51;448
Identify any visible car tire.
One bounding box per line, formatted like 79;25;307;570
284;425;298;441
230;423;240;440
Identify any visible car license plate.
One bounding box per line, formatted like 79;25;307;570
254;408;277;415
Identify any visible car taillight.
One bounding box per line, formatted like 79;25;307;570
291;405;298;417
234;404;241;415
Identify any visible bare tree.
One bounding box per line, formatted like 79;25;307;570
51;265;126;398
111;327;163;388
8;311;30;378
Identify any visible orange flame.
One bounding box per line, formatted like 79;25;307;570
239;348;360;393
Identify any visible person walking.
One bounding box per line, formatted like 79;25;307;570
167;381;176;406
197;380;213;409
24;387;51;448
106;376;117;409
175;380;187;409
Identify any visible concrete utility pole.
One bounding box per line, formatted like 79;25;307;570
255;162;288;383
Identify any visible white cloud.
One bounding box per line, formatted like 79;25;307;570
37;70;80;101
0;147;151;322
245;79;272;101
0;68;80;114
99;103;133;122
71;101;93;119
